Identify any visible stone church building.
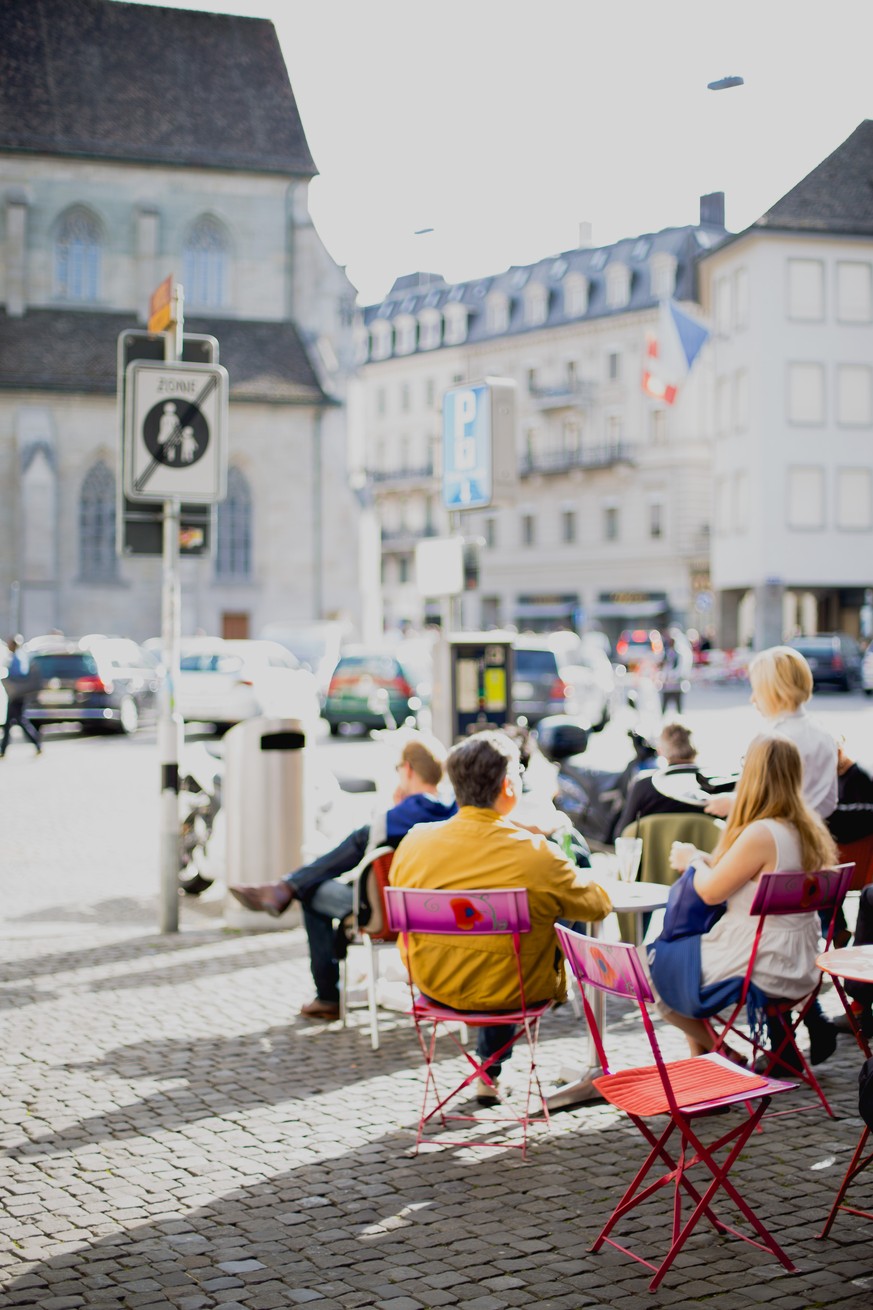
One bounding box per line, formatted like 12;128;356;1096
0;0;360;642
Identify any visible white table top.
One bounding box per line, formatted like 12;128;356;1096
817;944;873;984
592;876;671;914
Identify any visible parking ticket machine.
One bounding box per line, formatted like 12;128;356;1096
431;632;515;746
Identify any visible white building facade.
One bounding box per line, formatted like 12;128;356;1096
358;202;726;645
699;122;873;648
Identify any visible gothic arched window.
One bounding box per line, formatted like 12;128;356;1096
215;466;252;579
80;461;117;581
54;207;102;302
183;215;230;308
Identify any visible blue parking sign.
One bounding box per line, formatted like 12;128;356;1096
442;383;492;510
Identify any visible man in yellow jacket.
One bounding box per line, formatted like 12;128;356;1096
390;729;612;1100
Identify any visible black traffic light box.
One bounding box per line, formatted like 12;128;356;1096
117;330;219;557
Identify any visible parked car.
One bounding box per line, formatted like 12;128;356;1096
323;647;426;735
615;628;665;672
558;645;615;732
862;643;873;696
511;638;574;726
177;638;319;732
27;638;161;734
786;633;864;692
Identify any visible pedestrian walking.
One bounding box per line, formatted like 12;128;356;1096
0;636;42;757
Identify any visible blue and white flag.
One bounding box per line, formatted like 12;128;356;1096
642;299;710;405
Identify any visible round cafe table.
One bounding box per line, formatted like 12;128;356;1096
546;874;671;1112
815;945;873;1237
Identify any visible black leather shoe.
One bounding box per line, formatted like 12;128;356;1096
807;1016;838;1066
834;1008;873;1038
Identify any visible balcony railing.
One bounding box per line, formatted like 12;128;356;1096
520;442;636;476
366;463;435;485
529;380;596;410
380;525;439;547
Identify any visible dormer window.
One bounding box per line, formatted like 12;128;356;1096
418;309;441;350
370;319;393;360
564;274;589;317
486;292;510;334
606;262;631;309
444;303;468;345
353;324;370;366
394;314;417;355
524;283;548;326
650;252;677;301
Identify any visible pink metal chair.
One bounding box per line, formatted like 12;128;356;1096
555;923;797;1292
385;885;552;1156
702;864;855;1118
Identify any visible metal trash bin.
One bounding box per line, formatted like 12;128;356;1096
223;716;307;928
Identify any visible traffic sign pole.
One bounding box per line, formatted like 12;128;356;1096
159;289;184;934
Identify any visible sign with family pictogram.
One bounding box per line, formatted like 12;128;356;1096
124;359;228;503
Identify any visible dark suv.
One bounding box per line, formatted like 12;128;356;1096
786;633;863;692
28;639;161;733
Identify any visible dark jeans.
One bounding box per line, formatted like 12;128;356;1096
420;993;518;1078
1;700;41;755
285;825;372;1002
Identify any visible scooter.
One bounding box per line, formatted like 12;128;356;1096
535;716;659;852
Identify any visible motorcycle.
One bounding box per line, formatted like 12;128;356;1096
535;716;659;852
179;741;224;895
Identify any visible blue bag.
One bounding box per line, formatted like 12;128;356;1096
659;863;725;941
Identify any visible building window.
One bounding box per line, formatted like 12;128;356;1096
733;266;749;330
215;466;252;578
605;262;631;309
444;305;468;345
521;513;536;547
486;294;509;333
836;468;873;529
481;596;501;627
650;253;676;301
484;516;497;548
651;409;667;444
376;387;386;416
561;510;576;544
398;555;411;583
787;258;825;321
787;363;825;425
648;502;663;539
79;460;117;580
524;284;548;326
836;261;873;323
183;215;230;308
733;368;749;432
607;350;621;381
715;276;732;336
395;316;416;355
733;471;750;532
836;364;873;426
400;382;410;412
419;312;441;350
606;414;622;444
54;207;102;302
370;320;392;360
603;504;619;541
786;465;825;530
564;275;588;317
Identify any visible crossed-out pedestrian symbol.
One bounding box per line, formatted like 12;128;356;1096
143;398;209;472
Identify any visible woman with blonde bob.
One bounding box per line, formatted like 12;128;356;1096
648;733;838;1061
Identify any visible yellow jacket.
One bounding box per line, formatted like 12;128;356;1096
389;806;612;1010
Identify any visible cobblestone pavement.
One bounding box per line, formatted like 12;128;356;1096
2;737;873;1307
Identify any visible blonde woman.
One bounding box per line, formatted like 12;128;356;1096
648;733;838;1066
706;645;837;819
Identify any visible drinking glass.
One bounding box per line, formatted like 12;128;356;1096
614;836;643;883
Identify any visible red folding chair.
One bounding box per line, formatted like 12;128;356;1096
702;864;855;1118
385;885;552;1157
555;924;797;1292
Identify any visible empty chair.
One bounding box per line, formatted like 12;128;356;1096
556;924;797;1292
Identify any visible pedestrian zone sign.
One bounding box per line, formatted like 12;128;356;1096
124;360;228;503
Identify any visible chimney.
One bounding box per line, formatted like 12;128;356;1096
578;221;592;249
699;192;725;227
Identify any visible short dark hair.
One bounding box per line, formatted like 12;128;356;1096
447;730;519;808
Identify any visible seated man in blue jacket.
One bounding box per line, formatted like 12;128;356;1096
230;734;456;1019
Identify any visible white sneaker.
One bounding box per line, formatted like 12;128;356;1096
475;1076;500;1105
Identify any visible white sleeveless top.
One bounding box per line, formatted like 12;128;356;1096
700;818;822;999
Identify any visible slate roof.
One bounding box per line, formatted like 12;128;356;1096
753;121;873;235
0;309;326;404
0;0;316;176
362;222;726;343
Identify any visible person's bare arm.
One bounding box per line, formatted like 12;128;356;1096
689;823;776;905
